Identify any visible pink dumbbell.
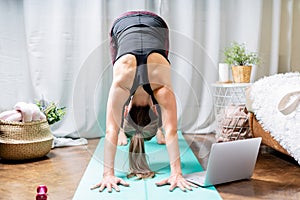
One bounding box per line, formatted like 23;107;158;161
36;185;48;200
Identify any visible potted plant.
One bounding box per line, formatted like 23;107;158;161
36;99;66;125
224;42;259;83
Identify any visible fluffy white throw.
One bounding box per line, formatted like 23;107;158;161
249;72;300;165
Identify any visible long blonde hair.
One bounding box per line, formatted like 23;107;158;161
126;105;156;179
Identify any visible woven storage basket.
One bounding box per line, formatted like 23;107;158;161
0;119;53;160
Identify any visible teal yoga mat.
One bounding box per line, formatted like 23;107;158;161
73;132;222;200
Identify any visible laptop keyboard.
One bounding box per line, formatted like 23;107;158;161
184;171;207;185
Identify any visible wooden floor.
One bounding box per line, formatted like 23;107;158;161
1;133;299;200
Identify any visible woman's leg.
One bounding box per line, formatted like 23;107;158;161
154;104;165;144
156;128;165;144
118;128;128;146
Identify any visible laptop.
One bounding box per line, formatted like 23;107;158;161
183;137;262;187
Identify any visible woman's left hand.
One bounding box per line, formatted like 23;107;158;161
155;173;198;192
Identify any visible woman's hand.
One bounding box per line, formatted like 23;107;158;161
155;173;198;192
90;175;129;192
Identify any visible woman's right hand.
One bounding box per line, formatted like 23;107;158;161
90;175;129;192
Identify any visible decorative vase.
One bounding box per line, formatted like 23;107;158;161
218;63;230;83
231;65;252;83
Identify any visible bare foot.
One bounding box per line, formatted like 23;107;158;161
118;129;128;146
156;129;165;145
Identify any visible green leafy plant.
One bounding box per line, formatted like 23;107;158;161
36;100;66;125
224;42;259;66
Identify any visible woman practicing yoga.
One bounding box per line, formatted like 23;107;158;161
91;11;196;192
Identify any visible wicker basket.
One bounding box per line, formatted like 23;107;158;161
0;119;53;160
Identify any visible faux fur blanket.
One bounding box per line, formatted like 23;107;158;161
249;72;300;165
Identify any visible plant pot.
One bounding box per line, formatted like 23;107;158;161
231;65;252;83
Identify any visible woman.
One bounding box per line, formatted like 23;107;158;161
92;11;196;192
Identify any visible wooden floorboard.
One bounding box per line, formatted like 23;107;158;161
1;134;299;200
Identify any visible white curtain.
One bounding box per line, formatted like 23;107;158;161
0;0;299;138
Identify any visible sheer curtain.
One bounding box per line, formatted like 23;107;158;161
0;0;299;138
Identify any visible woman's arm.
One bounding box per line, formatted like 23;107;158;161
91;82;131;192
153;86;196;191
154;87;180;172
147;53;197;191
91;55;136;192
104;82;130;176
